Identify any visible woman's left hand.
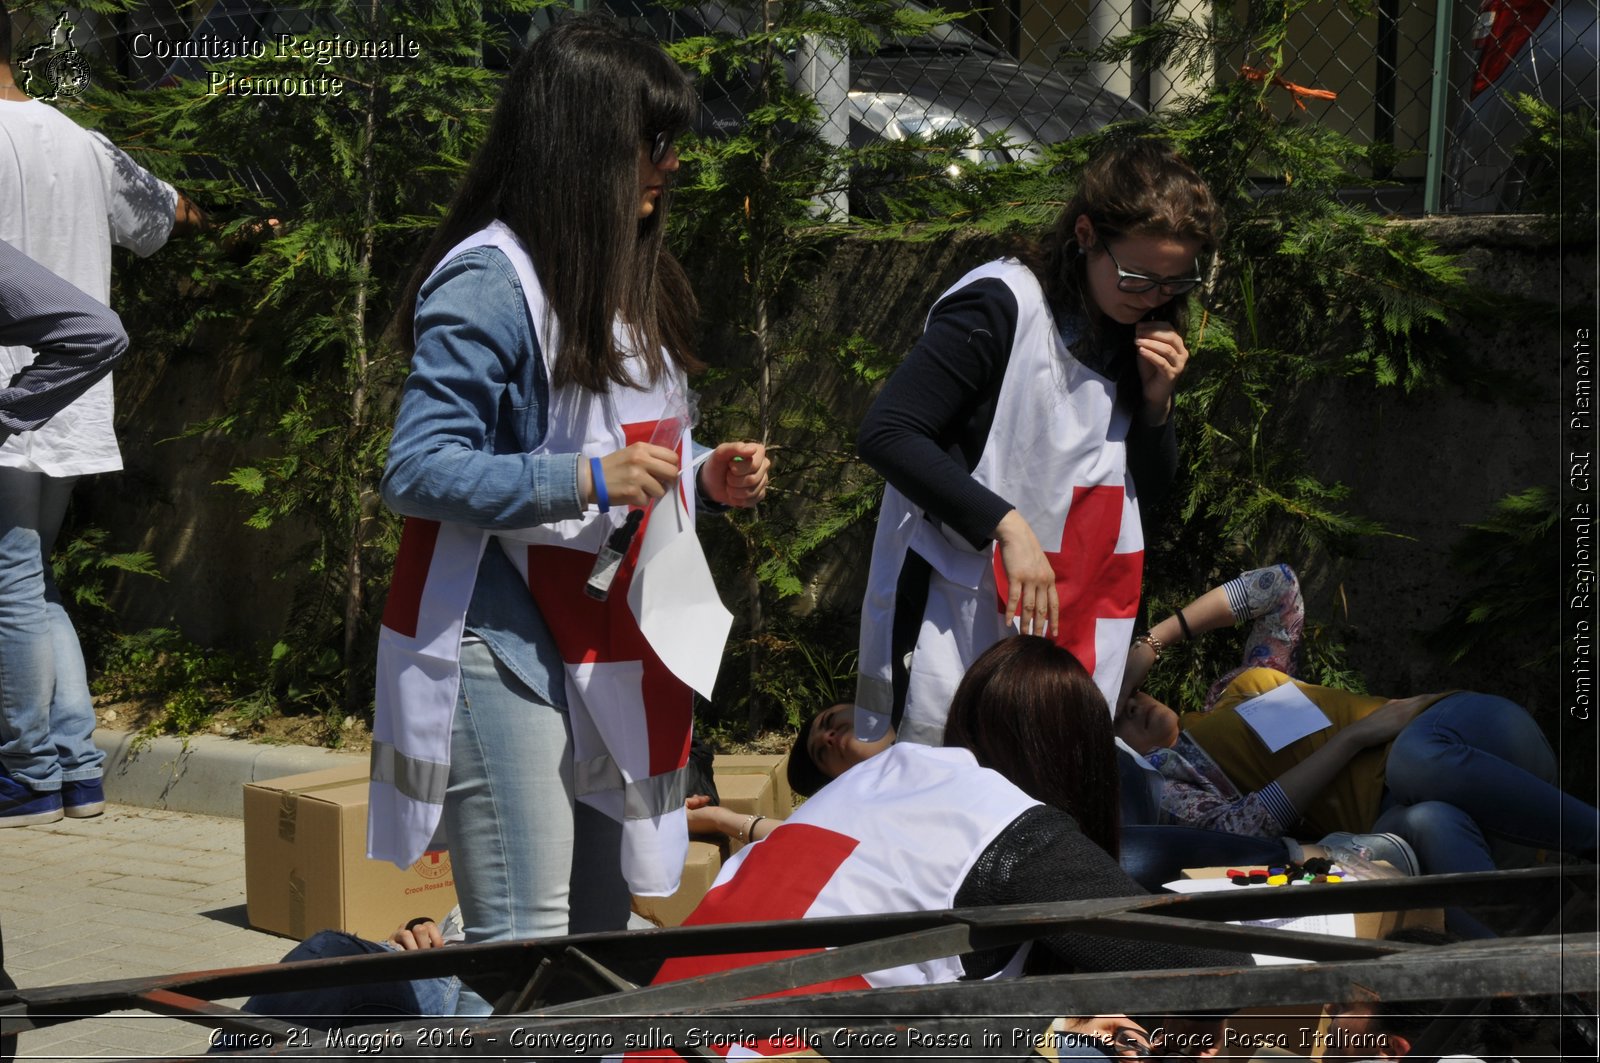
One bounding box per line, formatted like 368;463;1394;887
1134;320;1189;425
700;441;770;508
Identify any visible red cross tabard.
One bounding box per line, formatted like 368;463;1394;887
524;419;694;778
993;484;1143;675
651;822;869;997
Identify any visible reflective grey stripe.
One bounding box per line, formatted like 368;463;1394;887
897;716;946;747
573;754;687;820
855;673;894;715
370;741;450;806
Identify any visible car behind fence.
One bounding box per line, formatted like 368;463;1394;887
17;0;1599;216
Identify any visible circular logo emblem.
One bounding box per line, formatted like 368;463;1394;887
47;50;90;98
411;849;452;881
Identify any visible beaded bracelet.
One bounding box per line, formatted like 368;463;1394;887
1133;631;1163;660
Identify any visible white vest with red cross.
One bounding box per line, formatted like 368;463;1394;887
368;221;701;896
652;744;1040;993
856;259;1144;744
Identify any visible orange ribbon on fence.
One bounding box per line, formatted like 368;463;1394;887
1240;64;1339;110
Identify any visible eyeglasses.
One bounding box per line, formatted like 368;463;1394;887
1099;238;1203;296
647;130;676;165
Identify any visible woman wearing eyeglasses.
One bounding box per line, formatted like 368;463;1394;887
370;15;769;1014
854;139;1220;747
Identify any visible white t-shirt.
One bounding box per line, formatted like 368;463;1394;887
0;99;176;476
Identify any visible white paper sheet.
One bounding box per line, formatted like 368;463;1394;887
1162;877;1357;964
628;483;733;700
1236;681;1333;752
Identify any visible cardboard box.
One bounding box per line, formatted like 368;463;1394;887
244;765;457;942
713;753;793;814
632;840;722;927
717;771;780;820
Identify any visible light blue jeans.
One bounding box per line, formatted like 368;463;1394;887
441;640;630;1015
0;468;102;791
1374;691;1597;935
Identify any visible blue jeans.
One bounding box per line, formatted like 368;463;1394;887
441;640;630;1015
1373;691;1598;935
1121;826;1289;891
0;468;102;791
222;930;458;1049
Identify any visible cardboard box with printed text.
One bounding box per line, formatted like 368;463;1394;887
244;765;458;942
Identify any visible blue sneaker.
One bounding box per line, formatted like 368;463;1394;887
0;773;63;827
62;778;105;818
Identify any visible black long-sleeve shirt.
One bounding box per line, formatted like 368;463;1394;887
858;276;1177;550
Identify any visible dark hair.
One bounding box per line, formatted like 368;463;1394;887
942;636;1120;858
785;710;832;798
0;4;12;64
395;13;700;390
1018;139;1220;396
1354;927;1543;1059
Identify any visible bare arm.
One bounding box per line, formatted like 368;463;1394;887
171;193;208;238
1272;696;1435;810
1121;581;1239;708
1122;564;1302;710
686;795;777;843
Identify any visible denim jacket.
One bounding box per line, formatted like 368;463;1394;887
381;246;718;708
381;246;584;707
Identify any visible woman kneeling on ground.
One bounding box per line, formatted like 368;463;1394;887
662;635;1249;997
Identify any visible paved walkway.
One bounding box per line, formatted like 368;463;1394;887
4;805;293;1062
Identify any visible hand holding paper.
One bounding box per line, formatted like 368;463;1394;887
628;479;733;700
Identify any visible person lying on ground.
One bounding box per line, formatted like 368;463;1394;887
1113;564;1598;936
222;913;462;1043
780;689;1409;891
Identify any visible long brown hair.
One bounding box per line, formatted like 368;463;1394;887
943;636;1120;858
1017;139;1221;401
395;13;700;390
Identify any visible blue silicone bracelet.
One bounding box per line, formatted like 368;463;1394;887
590;457;610;513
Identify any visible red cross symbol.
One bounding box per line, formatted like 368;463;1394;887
993;484;1143;676
524;419;694;777
652;823;869;997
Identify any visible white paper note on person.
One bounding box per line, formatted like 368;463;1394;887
628;481;733;700
1236;681;1333;752
1161;878;1357;964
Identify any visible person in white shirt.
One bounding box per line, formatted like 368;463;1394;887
0;4;203;826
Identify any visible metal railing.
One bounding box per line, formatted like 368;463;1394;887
2;867;1595;1060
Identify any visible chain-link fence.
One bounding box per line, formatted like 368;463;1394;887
22;0;1599;214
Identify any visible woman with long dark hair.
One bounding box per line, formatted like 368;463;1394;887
657;637;1241;997
943;633;1121;858
854;139;1221;748
366;15;769;1014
